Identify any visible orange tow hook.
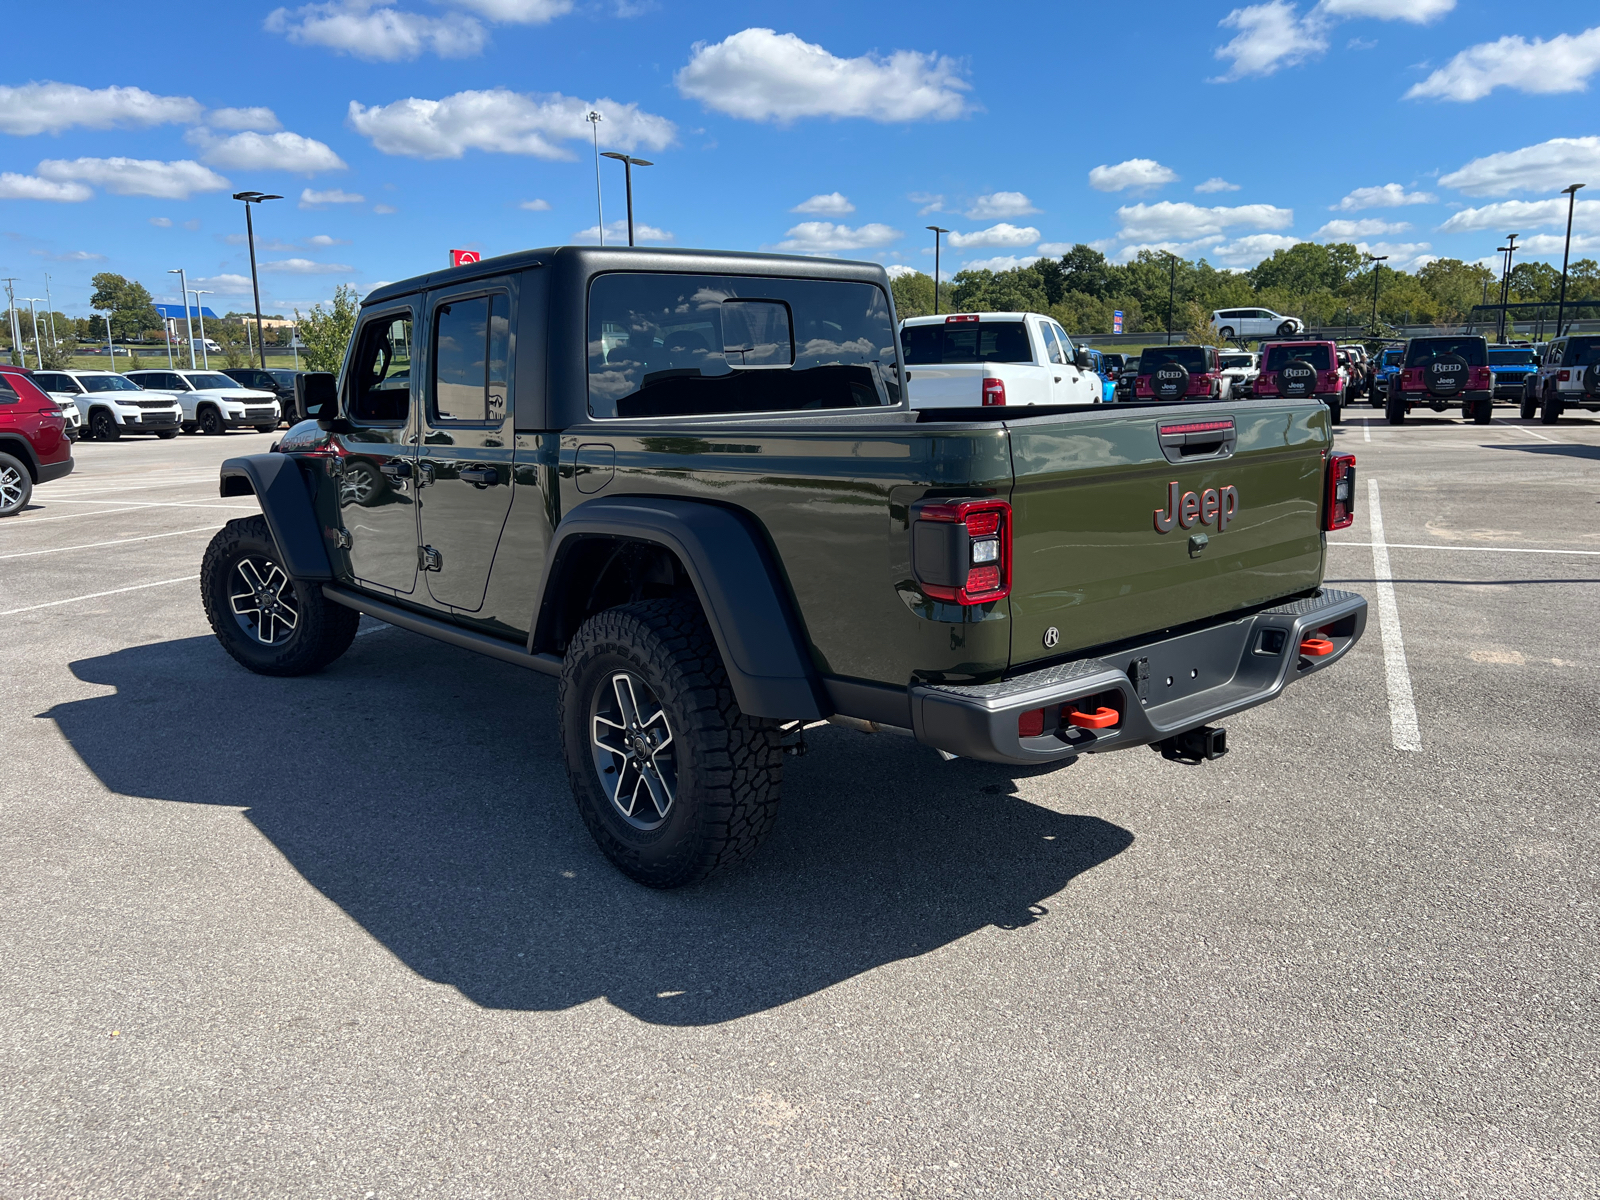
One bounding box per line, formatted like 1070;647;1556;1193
1300;636;1335;657
1066;706;1120;729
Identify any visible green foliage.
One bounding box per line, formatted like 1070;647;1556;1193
1249;243;1363;294
213;322;249;369
295;285;359;374
1411;259;1495;323
890;271;936;319
126;347;145;370
950;268;1048;315
89;272;159;342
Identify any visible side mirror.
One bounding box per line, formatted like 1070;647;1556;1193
317;415;354;435
1074;348;1093;370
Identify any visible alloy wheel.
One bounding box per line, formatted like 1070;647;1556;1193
589;670;677;829
0;463;25;513
227;555;300;645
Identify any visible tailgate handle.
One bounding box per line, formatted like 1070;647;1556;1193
1158;418;1236;464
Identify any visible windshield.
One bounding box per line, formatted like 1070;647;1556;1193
1219;354;1254;369
902;321;1033;365
1405;338;1487;367
1562;337;1600;367
1140;347;1208;372
1265;345;1331;371
1489;350;1538;366
78;374;142;392
184;373;242;390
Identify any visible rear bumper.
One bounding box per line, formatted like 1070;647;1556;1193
1493;378;1533;398
37;455;74;484
1396;389;1491;406
910;588;1367;765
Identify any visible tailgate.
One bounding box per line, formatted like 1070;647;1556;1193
907;363;985;407
1006;401;1328;670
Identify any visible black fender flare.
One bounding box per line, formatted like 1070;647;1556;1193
533;496;825;721
218;454;332;581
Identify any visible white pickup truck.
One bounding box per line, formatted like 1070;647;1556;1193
901;312;1103;408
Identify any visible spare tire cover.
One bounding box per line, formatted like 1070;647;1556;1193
1424;354;1468;396
1584;364;1600;396
1153;363;1190;400
1280;358;1318;398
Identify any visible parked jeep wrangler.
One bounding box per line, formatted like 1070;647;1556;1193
202;246;1366;887
1527;334;1600;424
1387;334;1492;424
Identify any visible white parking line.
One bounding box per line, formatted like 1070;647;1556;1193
0;500;254;527
0;525;219;560
0;574;200;616
1329;541;1600;556
1493;418;1557;442
1367;480;1422;753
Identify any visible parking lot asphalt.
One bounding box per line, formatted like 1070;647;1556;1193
1;415;1596;1199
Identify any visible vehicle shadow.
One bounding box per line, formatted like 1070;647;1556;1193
1483;443;1600;462
46;632;1132;1026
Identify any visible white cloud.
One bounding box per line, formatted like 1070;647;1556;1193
884;264;923;279
1407;27;1600;101
770;221;903;252
207;106;282;131
1207;234;1304;267
571;220;673;244
149;216;173;227
1506;232;1600;258
266;2;487;61
32;249;106;262
1437;198;1600;234
1088;158;1178;193
305;234;350;247
965;192;1039;218
675;28;970;122
192;130;347;174
947;223;1041;249
1333;182;1436;210
1351;240;1434;268
960;254;1042;273
1115;201;1293;242
36;157;228;199
450;0;572;23
519;198;552;211
1195;177;1240;194
300;187;366;208
0;82;202;135
1035;243;1074;256
262;257;355;274
908;191;944;214
1440;137;1600;197
792;192;855;214
348;89;675;160
192;273;258;294
1314;217;1413;238
0;172;92;202
1212;1;1327;81
1320;0;1453;21
373;203;397;214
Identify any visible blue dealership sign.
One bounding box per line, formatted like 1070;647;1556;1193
1113;310;1124;334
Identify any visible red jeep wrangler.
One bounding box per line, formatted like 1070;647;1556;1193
1254;340;1344;424
1386;334;1492;425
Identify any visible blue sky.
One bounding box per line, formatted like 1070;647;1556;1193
3;0;1598;318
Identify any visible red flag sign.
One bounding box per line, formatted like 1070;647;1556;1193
450;249;481;266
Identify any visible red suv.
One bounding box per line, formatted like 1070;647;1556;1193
1135;345;1226;401
1255;340;1345;423
0;365;74;516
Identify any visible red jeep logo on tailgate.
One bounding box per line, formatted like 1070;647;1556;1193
1154;481;1239;533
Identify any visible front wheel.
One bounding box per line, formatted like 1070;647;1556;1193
157;429;180;440
1386;390;1406;425
89;410;119;441
201;515;360;676
0;451;32;516
1541;393;1562;425
254;424;277;434
558;599;784;889
199;408;225;435
1278;322;1296;337
1520;394;1537;420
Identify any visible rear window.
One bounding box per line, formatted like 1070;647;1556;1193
1562;337;1600;367
902;320;1033;365
1140;347;1208;372
1381;349;1404;366
1219;354;1254;369
1489;350;1538;366
1405;337;1486;367
1264;345;1331;371
588;273;899;419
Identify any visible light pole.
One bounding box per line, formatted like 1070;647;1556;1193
600;152;653;247
586;110;605;246
103;313;114;360
1161;251;1179;345
1494;234;1518;344
1364;254;1389;333
1555;183;1586;338
168;268;195;367
926;225;950;314
190;289;214;368
22;298;45;367
43;272;58;352
232;191;281;370
1;277;20;365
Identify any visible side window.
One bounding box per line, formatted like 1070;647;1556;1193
1040;323;1065;365
0;374;17;404
1052;323;1076;360
431;294;509;423
33;373;60;391
350;313;414;424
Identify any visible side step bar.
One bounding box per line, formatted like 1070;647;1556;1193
322;585;562;677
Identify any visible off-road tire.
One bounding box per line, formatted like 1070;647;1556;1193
1327;395;1342;424
1471;398;1492;424
0;451;32;516
1540;392;1561;425
89;410;119;441
559;598;784;889
201;515;359;677
1520;394;1537;420
199;407;225;435
157;429;180;440
1386;390;1406;425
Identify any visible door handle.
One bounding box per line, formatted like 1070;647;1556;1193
1053;376;1062;382
415;462;435;484
458;465;498;486
379;460;412;479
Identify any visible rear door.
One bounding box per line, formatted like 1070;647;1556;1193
1005;401;1328;669
415;280;517;613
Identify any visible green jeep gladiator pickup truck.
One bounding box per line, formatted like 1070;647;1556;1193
202;246;1366;887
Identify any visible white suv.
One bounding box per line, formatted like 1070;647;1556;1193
32;370;183;441
123;369;280;434
1529;335;1600;424
1211;308;1305;340
1217;350;1260;396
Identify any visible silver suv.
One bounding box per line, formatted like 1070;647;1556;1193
1530;335;1600;424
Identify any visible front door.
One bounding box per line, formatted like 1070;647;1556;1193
1048;323;1100;405
416;286;516;613
337;308;419;595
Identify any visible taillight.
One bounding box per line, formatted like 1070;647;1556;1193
1558;369;1571;382
912;498;1012;605
1469;366;1491;389
1324;452;1356;531
946;313;979;324
981;377;1006;407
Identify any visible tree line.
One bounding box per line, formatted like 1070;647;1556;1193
890;242;1600;339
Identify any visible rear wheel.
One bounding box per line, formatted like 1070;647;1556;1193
1327;395;1342;424
1218;326;1234;340
0;451;32;516
201;515;359;676
1386;390;1406;425
559;598;784;889
1471;398;1492;424
89;409;119;441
